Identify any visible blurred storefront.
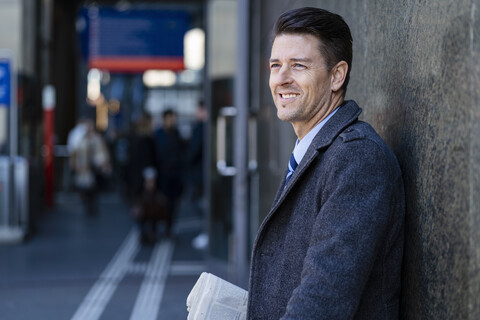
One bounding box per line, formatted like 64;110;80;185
0;0;207;238
0;0;295;288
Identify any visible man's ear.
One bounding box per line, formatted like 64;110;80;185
330;61;348;92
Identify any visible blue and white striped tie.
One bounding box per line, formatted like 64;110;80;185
285;152;298;186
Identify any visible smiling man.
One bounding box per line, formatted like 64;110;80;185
247;7;405;319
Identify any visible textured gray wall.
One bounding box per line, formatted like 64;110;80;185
253;0;480;318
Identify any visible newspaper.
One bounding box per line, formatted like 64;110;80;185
186;272;248;320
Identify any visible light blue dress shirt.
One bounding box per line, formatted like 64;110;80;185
292;107;340;166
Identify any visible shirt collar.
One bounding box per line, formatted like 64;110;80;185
292;107;340;165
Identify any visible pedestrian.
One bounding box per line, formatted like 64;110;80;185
127;114;158;205
155;109;186;237
187;100;207;213
69;119;111;216
67;118;87;155
135;167;168;245
188;101;209;250
247;7;405;319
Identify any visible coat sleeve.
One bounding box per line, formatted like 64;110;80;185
281;137;403;319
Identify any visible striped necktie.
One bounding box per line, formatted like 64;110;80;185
285;152;298;186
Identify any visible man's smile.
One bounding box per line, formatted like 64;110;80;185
280;93;300;99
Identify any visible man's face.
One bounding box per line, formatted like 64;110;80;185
164;114;176;130
269;33;333;135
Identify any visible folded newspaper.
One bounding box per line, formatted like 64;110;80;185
186;272;248;320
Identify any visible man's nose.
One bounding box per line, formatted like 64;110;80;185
271;66;293;86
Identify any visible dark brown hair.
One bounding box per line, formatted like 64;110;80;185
273;7;353;94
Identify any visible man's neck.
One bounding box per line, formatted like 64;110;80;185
293;95;344;140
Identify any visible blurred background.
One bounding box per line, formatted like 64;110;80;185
0;0;291;319
1;0;480;319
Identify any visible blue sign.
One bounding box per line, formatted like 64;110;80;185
78;6;190;72
0;60;11;107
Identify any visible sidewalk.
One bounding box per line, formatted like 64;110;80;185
0;191;206;320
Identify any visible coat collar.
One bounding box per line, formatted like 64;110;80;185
270;100;362;209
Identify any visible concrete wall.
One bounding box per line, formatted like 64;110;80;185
253;0;480;318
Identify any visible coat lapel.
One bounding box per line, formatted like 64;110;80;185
266;101;362;222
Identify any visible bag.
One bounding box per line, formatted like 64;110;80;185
137;191;169;221
74;171;95;190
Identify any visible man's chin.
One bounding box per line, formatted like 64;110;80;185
276;110;294;122
275;102;297;120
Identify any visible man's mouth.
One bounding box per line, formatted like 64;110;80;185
280;93;299;99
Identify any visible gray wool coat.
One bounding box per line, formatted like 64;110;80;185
247;100;405;320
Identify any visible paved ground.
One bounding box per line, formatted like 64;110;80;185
0;191;206;320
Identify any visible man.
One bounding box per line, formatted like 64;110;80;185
155;109;186;236
188;100;209;250
247;7;405;319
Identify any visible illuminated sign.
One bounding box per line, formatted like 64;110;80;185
0;60;11;107
78;6;190;73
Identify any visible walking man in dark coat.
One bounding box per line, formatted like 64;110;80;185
155;109;186;237
247;7;405;319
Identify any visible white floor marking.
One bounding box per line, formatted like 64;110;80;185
169;262;206;276
71;228;140;320
130;239;174;320
173;217;203;233
70;226;191;320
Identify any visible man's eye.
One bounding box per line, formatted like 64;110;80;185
270;63;280;69
293;63;306;69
